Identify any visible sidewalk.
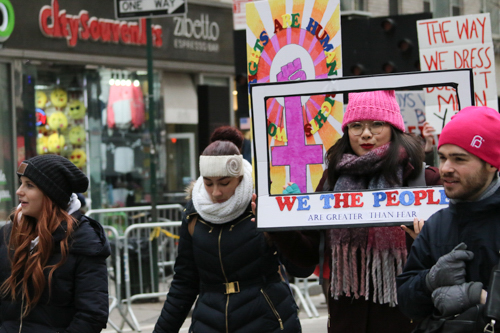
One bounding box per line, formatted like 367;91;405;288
104;293;329;333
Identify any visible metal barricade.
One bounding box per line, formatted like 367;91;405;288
87;205;183;332
103;225;137;333
87;204;184;233
118;221;181;332
292;276;321;318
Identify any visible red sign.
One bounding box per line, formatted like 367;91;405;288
39;0;163;47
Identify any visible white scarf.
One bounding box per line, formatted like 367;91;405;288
192;159;253;224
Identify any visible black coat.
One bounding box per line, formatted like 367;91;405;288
154;200;302;333
0;211;111;333
397;187;500;321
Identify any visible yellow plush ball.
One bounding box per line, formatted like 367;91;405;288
68;100;86;120
36;91;47;109
36;136;48;155
69;148;87;168
50;88;68;108
47;133;66;153
48;111;68;131
69;126;86;145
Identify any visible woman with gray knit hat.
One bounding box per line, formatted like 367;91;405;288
266;90;443;333
154;136;306;333
0;154;110;333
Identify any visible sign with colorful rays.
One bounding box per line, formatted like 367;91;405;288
250;69;473;230
246;0;342;195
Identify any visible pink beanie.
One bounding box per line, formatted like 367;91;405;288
342;90;405;132
438;106;500;170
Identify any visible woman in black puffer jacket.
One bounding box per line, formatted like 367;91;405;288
154;140;303;333
0;154;110;333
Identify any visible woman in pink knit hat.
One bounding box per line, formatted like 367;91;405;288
267;90;443;333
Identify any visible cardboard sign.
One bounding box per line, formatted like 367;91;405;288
261;186;447;229
246;0;343;195
396;90;438;145
417;13;498;133
250;69;473;230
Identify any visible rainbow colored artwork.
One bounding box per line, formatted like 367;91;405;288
246;0;344;194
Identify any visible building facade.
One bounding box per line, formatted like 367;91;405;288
0;0;235;221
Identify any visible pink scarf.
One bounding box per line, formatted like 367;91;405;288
328;143;407;306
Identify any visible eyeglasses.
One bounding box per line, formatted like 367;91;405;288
347;121;387;136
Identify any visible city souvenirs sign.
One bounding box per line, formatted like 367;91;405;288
39;0;163;47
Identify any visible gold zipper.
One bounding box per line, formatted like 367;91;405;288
218;226;230;333
225;293;230;333
217;215;252;332
228;214;252;231
260;289;284;330
197;219;214;233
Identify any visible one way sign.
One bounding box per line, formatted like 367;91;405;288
115;0;187;19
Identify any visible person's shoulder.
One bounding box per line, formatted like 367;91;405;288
423;206;453;236
71;214;111;257
424;165;443;186
0;222;12;244
315;169;330;192
0;221;11;233
183;199;196;219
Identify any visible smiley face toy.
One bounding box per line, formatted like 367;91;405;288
69;148;87;168
36;91;48;109
36;135;48;155
50;88;68;108
68;100;86;120
48;111;68;131
69;126;86;145
47;132;66;153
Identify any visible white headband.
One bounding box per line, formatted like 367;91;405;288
199;155;243;178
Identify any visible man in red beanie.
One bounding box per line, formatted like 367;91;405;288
397;106;500;325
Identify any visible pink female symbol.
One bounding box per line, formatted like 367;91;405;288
271;58;323;193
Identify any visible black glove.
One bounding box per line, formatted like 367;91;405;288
431;281;483;317
425;242;474;291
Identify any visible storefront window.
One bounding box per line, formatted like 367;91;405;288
0;63;13;222
18;63;163;210
95;69;164;208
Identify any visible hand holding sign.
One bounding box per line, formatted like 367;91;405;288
401;217;425;240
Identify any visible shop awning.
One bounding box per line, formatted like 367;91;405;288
163;73;198;124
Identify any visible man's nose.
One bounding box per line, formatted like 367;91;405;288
440;159;454;174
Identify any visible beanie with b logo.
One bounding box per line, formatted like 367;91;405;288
438;106;500;170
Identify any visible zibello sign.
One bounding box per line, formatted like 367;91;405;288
39;0;163;47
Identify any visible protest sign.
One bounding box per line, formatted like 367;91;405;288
396;90;438;146
250;69;473;230
246;0;342;195
262;186;448;229
396;91;426;135
417;13;497;133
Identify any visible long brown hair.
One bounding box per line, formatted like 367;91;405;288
1;194;76;316
326;126;425;188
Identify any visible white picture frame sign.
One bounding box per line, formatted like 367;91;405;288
250;69;474;231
